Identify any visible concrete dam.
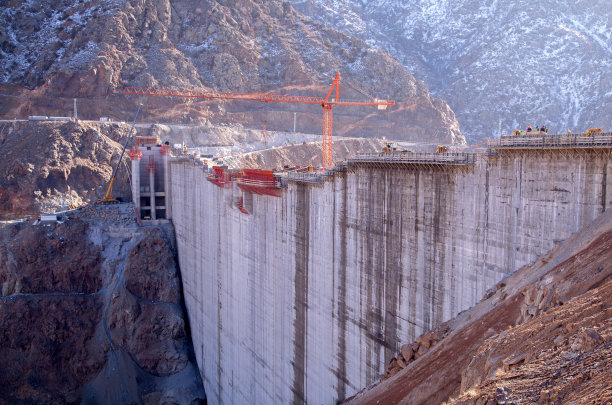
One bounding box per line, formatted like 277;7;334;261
136;134;612;404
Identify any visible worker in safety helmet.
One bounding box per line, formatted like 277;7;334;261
527;126;532;132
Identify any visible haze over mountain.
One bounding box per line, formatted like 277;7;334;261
0;0;464;144
289;0;612;141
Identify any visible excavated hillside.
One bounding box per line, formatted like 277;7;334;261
0;0;464;144
231;137;387;170
0;204;204;404
0;120;393;217
0;120;133;219
347;210;612;405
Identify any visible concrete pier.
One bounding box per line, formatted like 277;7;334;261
168;146;612;405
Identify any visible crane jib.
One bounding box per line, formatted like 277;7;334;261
121;88;393;106
121;73;395;169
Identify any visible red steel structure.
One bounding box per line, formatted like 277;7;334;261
207;166;233;188
122;72;394;168
237;169;281;197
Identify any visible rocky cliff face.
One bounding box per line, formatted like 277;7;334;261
0;0;464;144
0;120;133;219
0;204;205;404
289;0;612;141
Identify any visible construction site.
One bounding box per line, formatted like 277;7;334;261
2;0;611;403
122;124;612;404
2;67;611;403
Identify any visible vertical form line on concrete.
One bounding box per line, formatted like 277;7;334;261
292;183;309;405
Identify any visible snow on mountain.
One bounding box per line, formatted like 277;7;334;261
0;0;124;86
290;0;612;141
0;0;464;144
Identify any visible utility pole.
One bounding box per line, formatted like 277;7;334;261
293;112;296;132
73;98;78;121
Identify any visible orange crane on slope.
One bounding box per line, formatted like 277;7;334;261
122;72;394;168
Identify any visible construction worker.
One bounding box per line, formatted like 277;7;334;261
527;126;532;133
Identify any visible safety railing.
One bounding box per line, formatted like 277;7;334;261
282;172;325;183
349;152;477;165
236;178;279;188
489;133;612;149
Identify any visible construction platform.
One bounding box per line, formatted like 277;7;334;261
348;152;478;166
488;132;612;149
281;172;326;183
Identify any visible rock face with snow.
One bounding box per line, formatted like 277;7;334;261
289;0;612;141
0;0;464;144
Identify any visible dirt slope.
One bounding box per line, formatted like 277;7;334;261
346;210;612;405
233;137;386;170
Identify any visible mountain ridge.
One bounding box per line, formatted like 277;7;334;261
0;0;465;144
289;0;612;141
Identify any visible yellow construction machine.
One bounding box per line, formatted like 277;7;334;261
586;128;603;137
98;104;142;204
381;142;399;153
435;145;447;153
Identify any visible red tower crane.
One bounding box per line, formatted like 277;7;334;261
122;72;394;168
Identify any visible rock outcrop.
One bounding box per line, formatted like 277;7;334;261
0;204;205;404
0;120;133;219
232;137;387;170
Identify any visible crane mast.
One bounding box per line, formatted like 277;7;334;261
123;73;394;168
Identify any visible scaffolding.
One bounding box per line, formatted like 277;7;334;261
207;166;234;188
282;172;326;183
488;132;612;160
350;151;477;165
488;132;612;150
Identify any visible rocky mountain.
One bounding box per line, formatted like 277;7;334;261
289;0;612;141
0;0;464;144
0;120;133;219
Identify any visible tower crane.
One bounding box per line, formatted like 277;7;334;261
122;72;394;168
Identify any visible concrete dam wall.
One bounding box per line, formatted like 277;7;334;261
169;148;611;404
